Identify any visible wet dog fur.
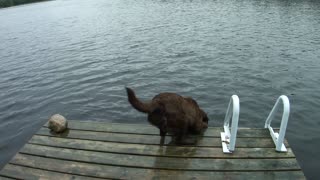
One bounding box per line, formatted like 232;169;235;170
126;87;209;143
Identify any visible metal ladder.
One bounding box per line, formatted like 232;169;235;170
220;95;290;153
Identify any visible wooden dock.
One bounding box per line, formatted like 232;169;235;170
0;120;305;179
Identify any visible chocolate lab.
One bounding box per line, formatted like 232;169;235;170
126;87;209;142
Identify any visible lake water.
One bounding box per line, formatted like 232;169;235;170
0;0;319;179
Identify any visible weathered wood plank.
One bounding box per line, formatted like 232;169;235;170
19;144;300;171
0;164;104;180
36;127;289;148
29;135;295;159
44;120;272;138
10;153;305;180
0;176;16;180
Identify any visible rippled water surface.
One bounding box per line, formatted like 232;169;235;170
1;0;320;178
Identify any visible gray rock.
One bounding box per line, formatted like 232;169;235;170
48;114;68;133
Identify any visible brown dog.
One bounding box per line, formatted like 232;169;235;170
126;87;209;141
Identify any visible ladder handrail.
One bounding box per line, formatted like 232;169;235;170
264;95;290;152
221;95;240;153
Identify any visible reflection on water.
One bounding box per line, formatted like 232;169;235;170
0;0;320;179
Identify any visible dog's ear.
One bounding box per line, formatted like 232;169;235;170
202;122;208;129
200;109;209;124
202;112;209;129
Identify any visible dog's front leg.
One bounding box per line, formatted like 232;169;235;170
175;122;188;144
177;122;196;145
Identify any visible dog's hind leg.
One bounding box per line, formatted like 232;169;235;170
159;119;167;146
160;128;167;136
148;107;167;137
160;136;165;146
159;117;167;136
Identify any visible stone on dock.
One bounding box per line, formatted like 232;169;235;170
48;114;68;133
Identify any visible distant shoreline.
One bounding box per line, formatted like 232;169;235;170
0;0;48;8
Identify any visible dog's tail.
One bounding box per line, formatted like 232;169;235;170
126;87;151;113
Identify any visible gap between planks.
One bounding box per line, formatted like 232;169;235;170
43;120;275;138
36;127;290;148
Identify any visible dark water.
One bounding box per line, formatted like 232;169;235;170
0;0;319;178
